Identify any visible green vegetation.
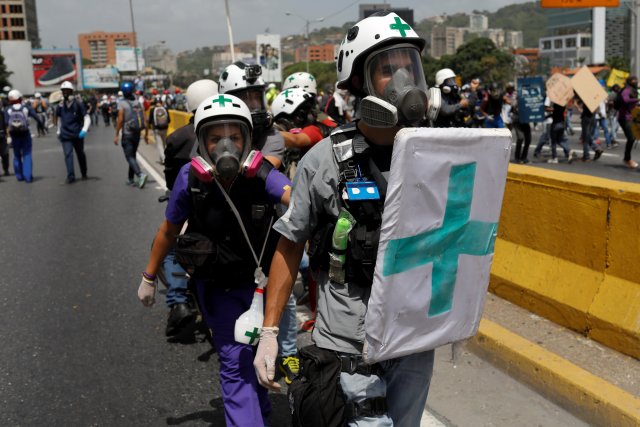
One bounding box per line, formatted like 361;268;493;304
0;54;12;89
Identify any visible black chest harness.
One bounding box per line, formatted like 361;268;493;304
183;171;279;285
308;124;387;287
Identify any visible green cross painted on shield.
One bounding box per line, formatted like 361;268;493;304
309;75;315;81
288;76;295;82
382;162;497;317
244;327;260;344
212;95;233;107
389;16;411;38
282;89;292;98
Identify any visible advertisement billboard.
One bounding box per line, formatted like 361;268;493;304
32;49;82;92
256;34;281;83
83;67;120;89
115;47;144;72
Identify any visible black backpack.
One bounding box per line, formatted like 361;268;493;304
163;122;197;190
613;90;624;110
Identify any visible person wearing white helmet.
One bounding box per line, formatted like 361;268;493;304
31;92;48;137
255;12;434;426
54;81;91;183
99;94;111;126
4;89;44;182
218;62;285;169
158;79;219;338
432;68;469;128
138;94;292;427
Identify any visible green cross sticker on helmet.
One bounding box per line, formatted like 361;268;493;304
390;16;411;37
288;76;295;82
282;89;292;98
212;95;233;107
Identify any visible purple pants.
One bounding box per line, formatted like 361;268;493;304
195;281;271;427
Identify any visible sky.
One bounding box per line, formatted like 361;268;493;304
37;0;533;53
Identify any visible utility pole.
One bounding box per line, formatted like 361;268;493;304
128;0;139;74
224;0;236;62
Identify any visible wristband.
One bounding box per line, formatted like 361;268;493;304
142;271;156;281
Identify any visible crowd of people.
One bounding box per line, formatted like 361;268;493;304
2;11;639;426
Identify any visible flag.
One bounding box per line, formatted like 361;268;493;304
607;68;629;88
364;128;512;363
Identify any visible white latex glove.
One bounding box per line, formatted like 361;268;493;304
137;278;156;307
254;326;281;391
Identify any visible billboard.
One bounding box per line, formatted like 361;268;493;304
32;49;82;92
115;47;144;72
517;77;546;123
541;0;619;7
83;67;120;89
256;34;281;83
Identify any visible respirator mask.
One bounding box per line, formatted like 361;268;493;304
235;86;272;138
62;90;73;102
440;78;459;95
360;45;428;128
193;120;251;183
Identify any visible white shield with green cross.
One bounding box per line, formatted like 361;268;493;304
364;127;512;363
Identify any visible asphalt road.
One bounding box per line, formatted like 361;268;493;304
0;123;593;427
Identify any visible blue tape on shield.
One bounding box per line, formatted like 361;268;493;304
345;181;380;201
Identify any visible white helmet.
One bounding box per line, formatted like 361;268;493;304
218;61;265;94
336;12;425;96
102;95;108;100
186;79;219;112
117;90;123;97
194;94;253;181
282;72;317;96
435;69;456;87
271;88;315;122
218;61;271;131
60;81;74;91
34;92;42;99
8;89;22;101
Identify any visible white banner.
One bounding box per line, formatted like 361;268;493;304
82;67;119;88
364;128;512;363
115;47;144;72
256;34;281;83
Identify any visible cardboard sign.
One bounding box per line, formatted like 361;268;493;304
546;73;574;107
571;66;608;113
363;128;512;363
517;77;546;123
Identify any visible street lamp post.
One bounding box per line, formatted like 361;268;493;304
128;0;139;74
285;11;324;73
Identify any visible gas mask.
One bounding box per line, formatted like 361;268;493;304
194;120;251;183
361;45;428;128
62;90;73;102
440;78;458;95
234;87;272;139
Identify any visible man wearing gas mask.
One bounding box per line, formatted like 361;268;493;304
254;12;434;427
137;94;292;426
432;68;469;128
218;62;285;169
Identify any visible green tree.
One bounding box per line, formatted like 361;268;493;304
0;54;12;88
607;56;630;73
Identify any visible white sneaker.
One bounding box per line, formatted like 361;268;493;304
567;149;576;164
547;158;559;164
137;173;148;189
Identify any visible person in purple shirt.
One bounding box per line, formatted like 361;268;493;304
137;94;291;426
617;75;639;168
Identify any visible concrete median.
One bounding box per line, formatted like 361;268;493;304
490;164;640;359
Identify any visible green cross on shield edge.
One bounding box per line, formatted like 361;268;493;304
382;162;498;317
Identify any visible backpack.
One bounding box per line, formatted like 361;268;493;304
153;106;169;129
8;107;28;133
124;100;144;134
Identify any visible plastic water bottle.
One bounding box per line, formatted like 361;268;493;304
329;217;352;284
234;269;266;346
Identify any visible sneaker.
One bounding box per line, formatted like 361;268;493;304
594;149;603;161
547;158;559;164
567;150;576;164
519;159;530;164
38;56;76;85
137;173;148;189
611;142;620;148
533;151;540;159
166;303;195;337
624;159;638;169
278;355;300;385
125;178;135;186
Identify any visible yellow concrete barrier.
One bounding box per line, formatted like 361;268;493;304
167;110;192;136
491;164;640;359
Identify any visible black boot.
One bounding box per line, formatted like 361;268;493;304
166;303;195;336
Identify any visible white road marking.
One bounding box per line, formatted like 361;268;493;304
137;153;167;189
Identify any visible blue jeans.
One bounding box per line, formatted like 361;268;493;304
340;350;435;426
121;133;142;180
278;293;298;356
10;133;33;182
60;137;87;180
163;247;189;307
592;117;611;147
484;115;504;128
